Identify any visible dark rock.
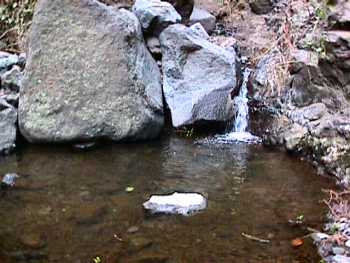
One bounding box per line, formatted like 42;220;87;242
189;7;216;33
164;0;194;22
132;0;181;36
159;24;239;127
249;0;273;14
19;0;164;143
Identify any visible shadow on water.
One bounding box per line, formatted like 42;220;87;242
0;135;335;263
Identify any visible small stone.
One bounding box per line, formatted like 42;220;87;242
127;226;140;234
129;237;152;252
19;232;46;249
73;142;96;151
38;206;53;216
75;204;106;224
345;240;350;248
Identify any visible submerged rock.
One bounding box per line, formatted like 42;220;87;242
160;24;238;127
189;7;216;33
143;192;207;216
19;0;164;143
132;0;181;36
1;173;19;188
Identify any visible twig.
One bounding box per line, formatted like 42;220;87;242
241;233;270;244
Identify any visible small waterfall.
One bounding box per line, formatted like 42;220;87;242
233;69;251;133
211;68;261;144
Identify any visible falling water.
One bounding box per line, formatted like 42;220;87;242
210;68;261;144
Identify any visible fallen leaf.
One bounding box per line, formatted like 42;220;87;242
125;186;134;193
291;238;304;248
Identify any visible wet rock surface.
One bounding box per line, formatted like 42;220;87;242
19;0;164;143
160;23;239;127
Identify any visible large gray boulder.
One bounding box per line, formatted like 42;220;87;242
0;100;17;154
19;0;164;143
159;24;239;127
132;0;181;36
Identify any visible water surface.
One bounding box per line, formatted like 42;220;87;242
0;134;334;263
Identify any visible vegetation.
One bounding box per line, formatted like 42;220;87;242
0;0;36;52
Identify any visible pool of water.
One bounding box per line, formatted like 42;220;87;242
0;133;334;263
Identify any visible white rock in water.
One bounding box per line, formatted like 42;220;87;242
143;192;207;216
2;173;19;187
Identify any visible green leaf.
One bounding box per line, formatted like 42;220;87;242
125;186;135;193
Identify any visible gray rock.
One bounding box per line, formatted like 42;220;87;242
159;24;238;127
1;65;23;91
283;123;307;151
189;22;209;39
189;7;216;33
19;0;164;143
289;103;327;125
132;0;181;36
0;105;17;154
0;52;19;71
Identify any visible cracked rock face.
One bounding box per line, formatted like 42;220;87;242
19;0;164;143
159;23;239;127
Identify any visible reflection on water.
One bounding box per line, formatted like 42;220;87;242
0;134;334;263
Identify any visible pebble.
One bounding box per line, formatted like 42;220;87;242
19;232;46;249
75;204;106;224
129;237;152;252
127;226;140;234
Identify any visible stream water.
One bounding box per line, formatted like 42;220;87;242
0;134;334;263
